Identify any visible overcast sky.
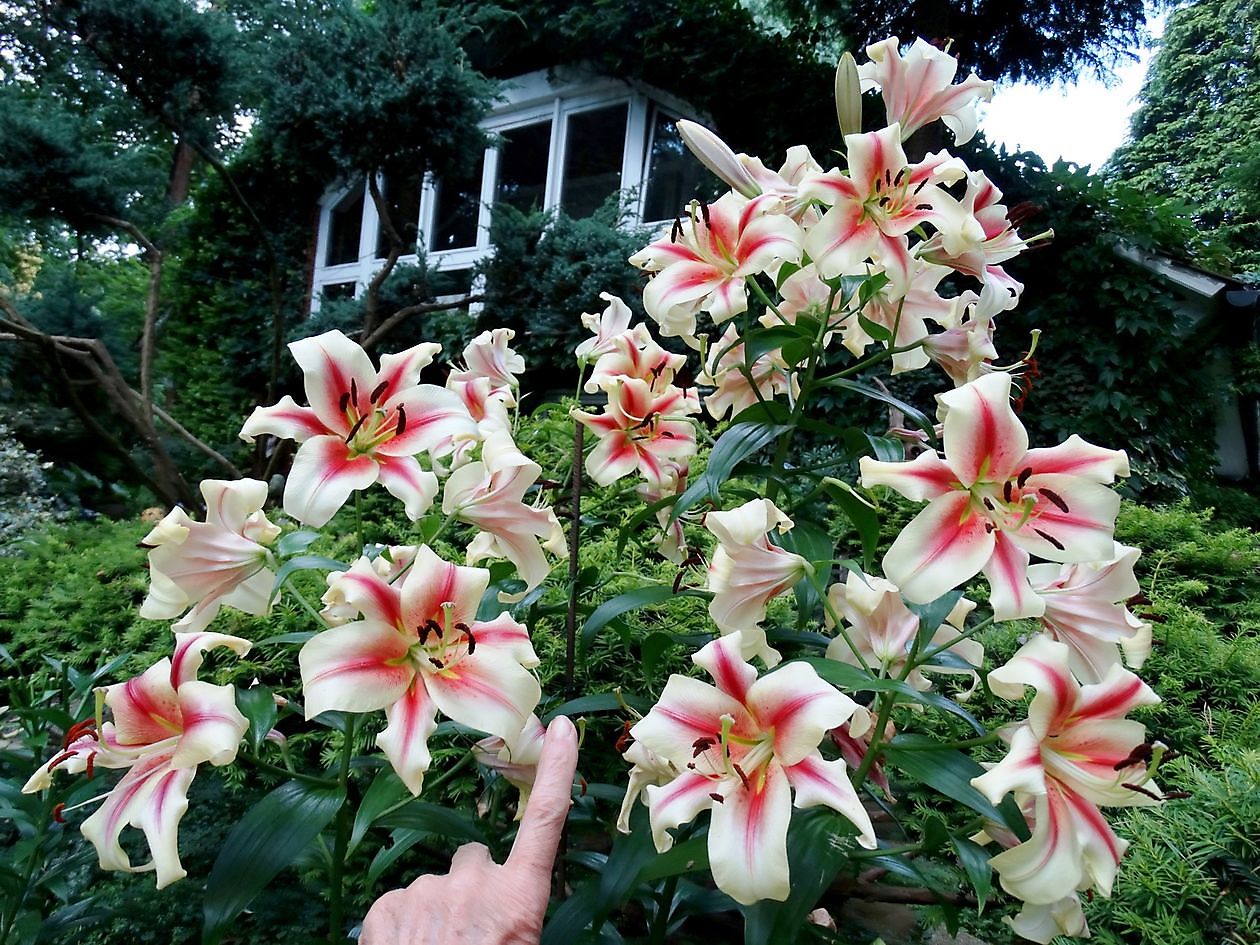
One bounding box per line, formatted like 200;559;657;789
978;12;1166;169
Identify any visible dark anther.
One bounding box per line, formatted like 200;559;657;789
686;761;697;770
52;803;66;824
982;497;995;511
370;380;390;404
692;736;716;757
1120;782;1165;802
1017;467;1033;487
1161;791;1191;800
1002;481;1014;504
429;656;445;669
46;750;76;771
883;168;893;187
463;627;476;654
345;414;368;444
984;521;996;533
1039;488;1069;513
86;752;95;779
1113;743;1154;770
699;201;711;228
1007;201;1041;229
339;392;351;413
709;792;725;803
578;776;589;797
350;378;359;406
395;405;408;437
1034;528;1065;551
660;430;675;439
915;202;933;211
418;619;443;644
614;721;634;754
671;217;683;243
732;762;751;791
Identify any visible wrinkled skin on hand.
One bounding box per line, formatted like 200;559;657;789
360;716;579;945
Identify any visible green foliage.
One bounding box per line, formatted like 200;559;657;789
0;422;62;557
1111;0;1260;274
477;198;656;385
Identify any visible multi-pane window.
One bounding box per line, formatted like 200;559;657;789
310;73;709;310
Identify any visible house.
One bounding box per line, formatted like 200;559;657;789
308;68;706;310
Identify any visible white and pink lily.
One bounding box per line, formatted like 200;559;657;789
847;256;958;373
917;170;1042;280
299;545;541;794
139;478;280;633
706;498;810;666
971;636;1162;906
636;460;690;564
320;545;418;627
824;570;982;694
442;432;566;598
631;631;876;904
858;37;995;145
585;329;689;396
1027;543;1152;684
448;327;525;396
575;292;647;365
699;324;796;421
24;632;252;888
860;372;1130;620
472;713;546;818
799;125;966;287
629;193;804;344
571;378;698;488
240;330;476;527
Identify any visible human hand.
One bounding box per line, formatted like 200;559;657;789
359;715;580;945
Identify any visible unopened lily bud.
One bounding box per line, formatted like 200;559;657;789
675;120;761;198
834;51;862;139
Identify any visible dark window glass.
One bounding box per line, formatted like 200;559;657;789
642;108;716;222
495;121;552;212
432;267;475;297
375;169;423;258
561;104;628;217
320;281;356;302
432;153;485;251
325;187;365;266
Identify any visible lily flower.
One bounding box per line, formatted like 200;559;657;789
858;37;995;144
971;636;1162;906
636;460;690;564
300;545;541;794
320;545;417;626
917;170;1043;279
860;372;1130;620
1027;543;1152;683
699;324;796;420
846;256;957;373
441;432;566;598
448;328;526;396
631;631;876;904
706;498;810;666
472;714;546;818
24;632;252;888
824;570;981;694
571;377;698;488
585;329;688;395
139;478;280;633
575;293;647;365
799;125;967;287
629;193;804;344
240;330;476;527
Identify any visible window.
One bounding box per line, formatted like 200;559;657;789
561;104;629;217
320;281;357;302
495;121;552;212
375;170;423;258
432;153;484;251
642;107;713;223
325;188;365;266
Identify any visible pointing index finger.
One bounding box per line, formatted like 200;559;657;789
506;715;578;876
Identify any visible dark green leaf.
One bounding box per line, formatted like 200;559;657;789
234;684;277;753
855;310;893;343
580;586;706;655
636;834;710;883
275;529;320;557
797;659;984;733
203;780;345;944
542;692;644;722
350;768;410;853
953;837;993;910
669;422;790;523
270;554;347;603
737;324;812;366
821;378;936;439
824;482;880;570
907;590;965;653
376;801;485;843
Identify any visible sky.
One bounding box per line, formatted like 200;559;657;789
977;13;1166;169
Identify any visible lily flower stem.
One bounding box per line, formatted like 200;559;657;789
914;615;995;667
851;840;924;860
765;300;830;504
809;571;872;671
327;715;358;945
284;576;327;627
427;513;457;545
239;752;338;789
747;274;791;327
564;421;584;697
854;689;899;788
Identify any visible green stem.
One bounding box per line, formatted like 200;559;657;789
853;689;897;787
852;840;924;860
327;716;358;945
747;275;790;326
809;571;870;670
284;576;327;627
649;875;679;945
915;615;995;665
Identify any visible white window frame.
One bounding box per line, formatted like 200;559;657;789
309;70;702;312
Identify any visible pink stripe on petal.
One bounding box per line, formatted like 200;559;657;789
883;492;995;604
283;435;380;528
299;620;413;717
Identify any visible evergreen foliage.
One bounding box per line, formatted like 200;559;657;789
1111;0;1260;275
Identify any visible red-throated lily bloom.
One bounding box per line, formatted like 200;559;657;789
441;432;566;599
1027;542;1152;684
860;372;1130;620
576;292;639;364
299;545;540;794
630;630;876;904
585;328;688;395
24;632;252;888
706;498;811;667
139;478;280;633
320;545;417;627
629;193;804;345
799;125;966;287
824;570;982;694
636;460;690;564
858;37;995;145
240;330;476;528
448;328;525;397
970;636;1162;907
571;377;698;488
699;324;796;420
918;170;1045;282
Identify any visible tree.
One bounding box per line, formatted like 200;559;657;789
1110;0;1260;275
747;0;1174;83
